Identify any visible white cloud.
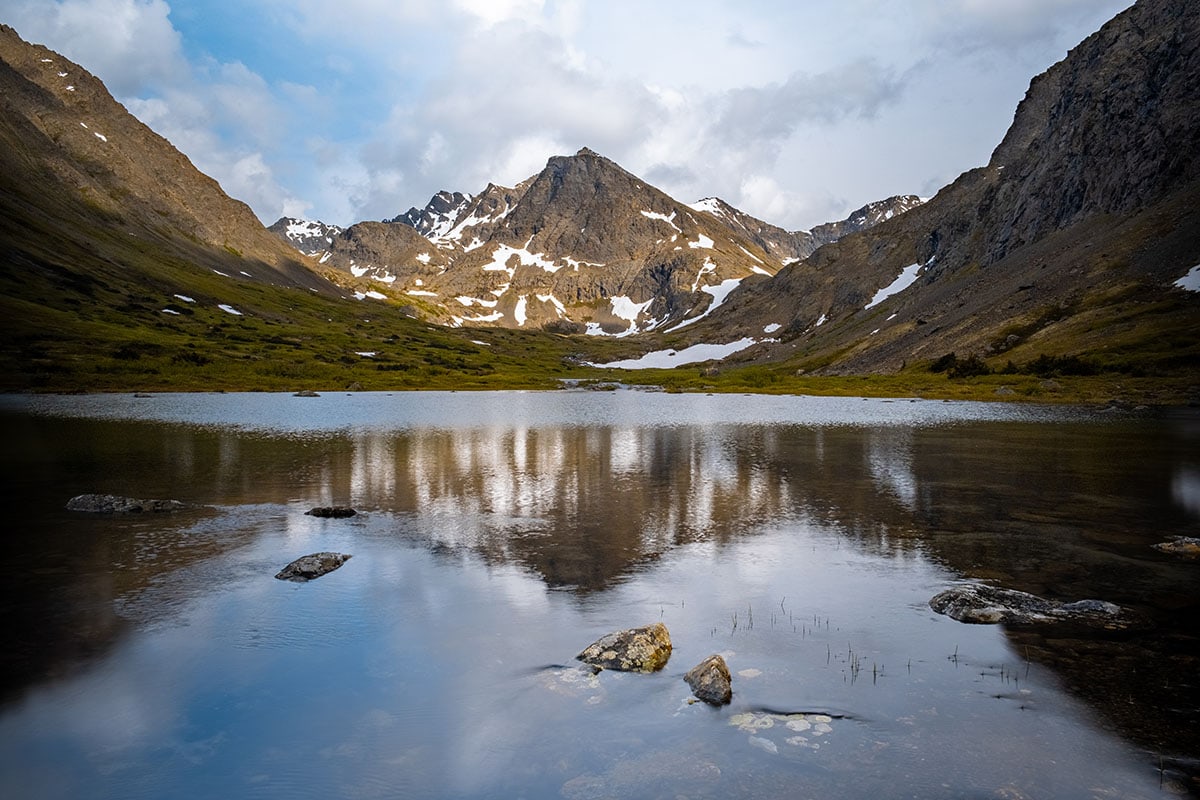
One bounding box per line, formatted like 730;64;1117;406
5;0;185;94
452;0;545;27
5;0;1137;230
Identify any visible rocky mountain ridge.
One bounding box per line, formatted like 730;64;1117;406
0;24;336;298
272;158;922;334
684;0;1199;378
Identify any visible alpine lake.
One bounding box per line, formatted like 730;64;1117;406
0;390;1197;800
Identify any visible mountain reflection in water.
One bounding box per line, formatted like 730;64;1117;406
0;393;1197;798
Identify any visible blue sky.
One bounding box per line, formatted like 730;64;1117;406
5;0;1133;230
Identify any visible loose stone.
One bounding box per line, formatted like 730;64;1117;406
929;583;1146;630
683;654;733;705
306;506;357;518
66;493;190;513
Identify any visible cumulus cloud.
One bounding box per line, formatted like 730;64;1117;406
4;0;185;94
715;60;904;144
4;0;1138;230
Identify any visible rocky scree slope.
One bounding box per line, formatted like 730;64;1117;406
696;0;1200;378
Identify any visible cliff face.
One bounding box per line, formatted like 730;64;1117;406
982;0;1200;263
697;0;1200;376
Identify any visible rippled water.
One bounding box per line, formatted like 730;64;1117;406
0;391;1196;799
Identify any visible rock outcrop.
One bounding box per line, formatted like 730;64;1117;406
683;654;732;705
576;622;672;672
930;584;1145;630
274;552;352;582
66;494;190;513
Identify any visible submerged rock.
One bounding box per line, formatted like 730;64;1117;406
306;506;357;518
1153;536;1200;559
930;584;1144;630
684;654;732;705
274;552;352;582
66;493;190;513
577;622;672;672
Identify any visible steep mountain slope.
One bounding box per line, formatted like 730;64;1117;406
695;0;1199;378
274;153;921;335
0;25;334;296
0;25;586;392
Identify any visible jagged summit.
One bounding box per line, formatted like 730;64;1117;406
388;190;473;239
267;217;343;257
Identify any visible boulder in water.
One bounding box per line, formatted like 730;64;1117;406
577;623;672;672
275;552;352;582
66;493;189;513
684;654;732;705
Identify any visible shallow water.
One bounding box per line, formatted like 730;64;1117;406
0;391;1196;798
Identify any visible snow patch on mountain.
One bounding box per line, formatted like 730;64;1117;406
457;295;498;309
640;209;682;233
865;263;923;310
611;296;653;323
688;198;727;218
591;337;759;369
690;256;717;292
483;242;561;276
1174;264;1200;292
537;294;567;316
667;277;742;331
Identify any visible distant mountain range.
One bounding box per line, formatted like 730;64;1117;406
269;153;922;334
0;0;1196;392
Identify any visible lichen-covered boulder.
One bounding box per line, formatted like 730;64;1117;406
1153;537;1200;559
306;506;357;518
274;552;352;582
684;654;732;705
577;622;672;672
930;584;1145;630
66;494;189;513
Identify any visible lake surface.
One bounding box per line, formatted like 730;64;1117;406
0;391;1197;799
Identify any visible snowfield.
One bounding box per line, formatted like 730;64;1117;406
589;337;759;369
